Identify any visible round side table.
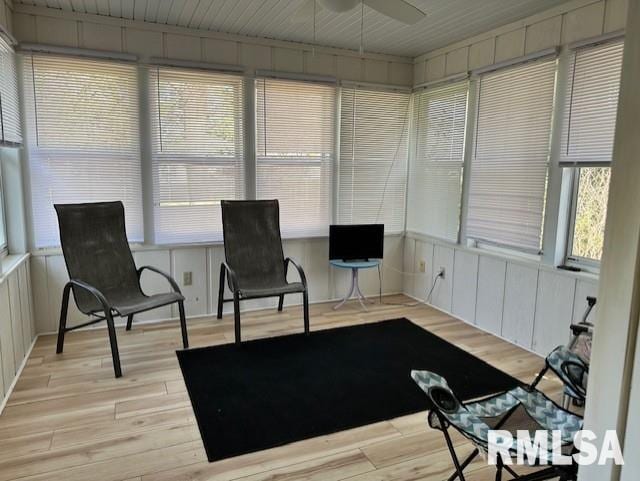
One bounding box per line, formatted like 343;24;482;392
329;259;380;310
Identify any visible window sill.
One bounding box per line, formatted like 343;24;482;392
29;232;406;257
0;253;30;284
405;230;599;282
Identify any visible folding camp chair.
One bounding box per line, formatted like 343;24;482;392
531;296;595;409
411;370;582;481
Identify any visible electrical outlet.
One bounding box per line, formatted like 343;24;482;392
419;260;426;273
183;271;193;286
438;267;446;279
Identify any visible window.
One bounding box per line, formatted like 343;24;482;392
561;39;623;263
23;54;143;248
0;34;21;146
149;66;245;244
338;86;410;233
255;78;335;238
466;58;557;253
408;81;468;241
0;164;6;255
0;33;20;256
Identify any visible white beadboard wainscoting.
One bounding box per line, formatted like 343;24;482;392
0;254;36;409
402;232;599;357
29;235;405;335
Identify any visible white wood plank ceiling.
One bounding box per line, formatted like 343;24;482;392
15;0;573;57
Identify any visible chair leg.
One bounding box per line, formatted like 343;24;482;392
233;292;241;345
217;264;225;320
277;294;284;312
495;456;503;481
105;310;122;378
303;289;310;335
56;283;72;354
126;314;134;331
447;449;479;481
442;422;467;481
178;301;189;349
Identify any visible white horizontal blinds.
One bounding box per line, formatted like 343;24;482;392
467;58;557;252
0;35;21;145
560;39;624;166
338;87;410;233
408;81;468;241
23;54;143;248
149;67;245;244
0;168;6;249
256;78;335;238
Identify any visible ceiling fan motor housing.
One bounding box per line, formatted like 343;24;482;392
319;0;361;13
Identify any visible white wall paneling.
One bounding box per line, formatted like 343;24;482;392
402;237;416;298
475;256;507;335
532;270;577;355
171;247;208;317
7;274;24;365
572;279;599;324
451;250;479;323
413;0;625;87
406;234;597;357
11;0;576;58
0;280;15;395
0;256;36;408
431;245;454;312
411;239;434;301
501;263;539;349
30;235;405;335
10;5;414;86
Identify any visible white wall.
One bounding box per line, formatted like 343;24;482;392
7;3;412;336
31;235;405;334
11;3;413;86
412;0;627;85
402;0;626;358
0;255;36;411
0;0;12;35
403;233;598;357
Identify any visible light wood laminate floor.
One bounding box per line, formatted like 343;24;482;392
0;295;564;481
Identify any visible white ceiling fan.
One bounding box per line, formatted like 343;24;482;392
293;0;427;25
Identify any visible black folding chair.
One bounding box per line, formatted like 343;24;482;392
55;201;188;378
217;200;309;344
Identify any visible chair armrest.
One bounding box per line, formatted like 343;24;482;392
570;323;593;336
137;265;182;294
221;262;240;292
67;279;111;314
284;257;307;288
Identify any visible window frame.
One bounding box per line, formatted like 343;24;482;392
464;56;558;256
148;65;246;245
564;166;608;270
254;76;337;239
0;162;7;258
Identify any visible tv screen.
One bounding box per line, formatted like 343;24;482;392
329;224;384;261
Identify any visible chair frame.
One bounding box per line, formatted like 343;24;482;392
435;407;576;481
217;257;309;344
57;265;188;378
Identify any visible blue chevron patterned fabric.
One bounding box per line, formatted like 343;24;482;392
546;345;589;400
410;369;583;457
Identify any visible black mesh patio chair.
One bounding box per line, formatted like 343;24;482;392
217;200;309;344
55;201;188;378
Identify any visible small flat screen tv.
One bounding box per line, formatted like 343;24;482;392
329;224;384;261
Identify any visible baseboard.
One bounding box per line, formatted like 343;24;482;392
402;291;543;358
37;291;406;336
0;334;40;416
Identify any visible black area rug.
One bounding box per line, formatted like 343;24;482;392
177;318;520;462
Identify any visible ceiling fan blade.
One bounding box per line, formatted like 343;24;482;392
291;0;316;23
364;0;426;24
